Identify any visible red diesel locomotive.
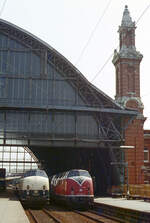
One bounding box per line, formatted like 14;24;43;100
50;169;94;208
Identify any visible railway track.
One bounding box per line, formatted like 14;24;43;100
74;210;119;223
25;209;56;223
24;198;150;223
25;206;119;223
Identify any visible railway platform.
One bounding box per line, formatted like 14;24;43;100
94;197;150;222
94;196;150;212
0;189;29;223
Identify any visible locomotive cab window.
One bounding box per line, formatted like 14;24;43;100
79;170;91;177
68;169;91;178
23;169;48;178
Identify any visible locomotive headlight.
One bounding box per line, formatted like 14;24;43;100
43;185;46;195
26;185;30;195
71;187;74;195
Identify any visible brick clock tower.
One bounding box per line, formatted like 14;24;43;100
112;6;146;184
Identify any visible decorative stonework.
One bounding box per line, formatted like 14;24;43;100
112;47;143;65
115;96;144;109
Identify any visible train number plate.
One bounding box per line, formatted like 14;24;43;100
33;190;39;195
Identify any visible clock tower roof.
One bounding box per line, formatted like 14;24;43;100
121;5;135;27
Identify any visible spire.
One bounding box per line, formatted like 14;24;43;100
112;5;144;113
121;5;135;27
114;5;143;59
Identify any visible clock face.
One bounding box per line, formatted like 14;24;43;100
126;99;138;109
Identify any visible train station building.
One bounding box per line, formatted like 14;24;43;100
0;5;149;195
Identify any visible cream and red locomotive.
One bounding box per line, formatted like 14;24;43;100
50;169;94;208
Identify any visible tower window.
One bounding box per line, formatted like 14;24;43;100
144;148;149;163
128;72;135;93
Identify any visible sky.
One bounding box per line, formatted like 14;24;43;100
0;0;150;129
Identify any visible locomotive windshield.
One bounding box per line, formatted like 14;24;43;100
23;169;48;178
68;170;91;178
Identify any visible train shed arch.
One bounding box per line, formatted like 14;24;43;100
0;19;137;195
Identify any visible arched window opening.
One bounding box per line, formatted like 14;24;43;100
0;146;39;176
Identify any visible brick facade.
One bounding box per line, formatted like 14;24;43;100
112;6;146;184
143;130;150;183
125;118;145;184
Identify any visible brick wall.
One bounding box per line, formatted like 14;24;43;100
143;130;150;183
125;118;145;184
115;59;141;99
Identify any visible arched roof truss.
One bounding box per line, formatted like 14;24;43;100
0;19;138;149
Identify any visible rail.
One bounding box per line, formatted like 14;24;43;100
26;206;120;223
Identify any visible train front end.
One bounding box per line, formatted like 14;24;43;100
66;169;94;208
18;169;49;207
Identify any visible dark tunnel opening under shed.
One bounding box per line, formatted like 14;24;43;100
30;146;120;196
